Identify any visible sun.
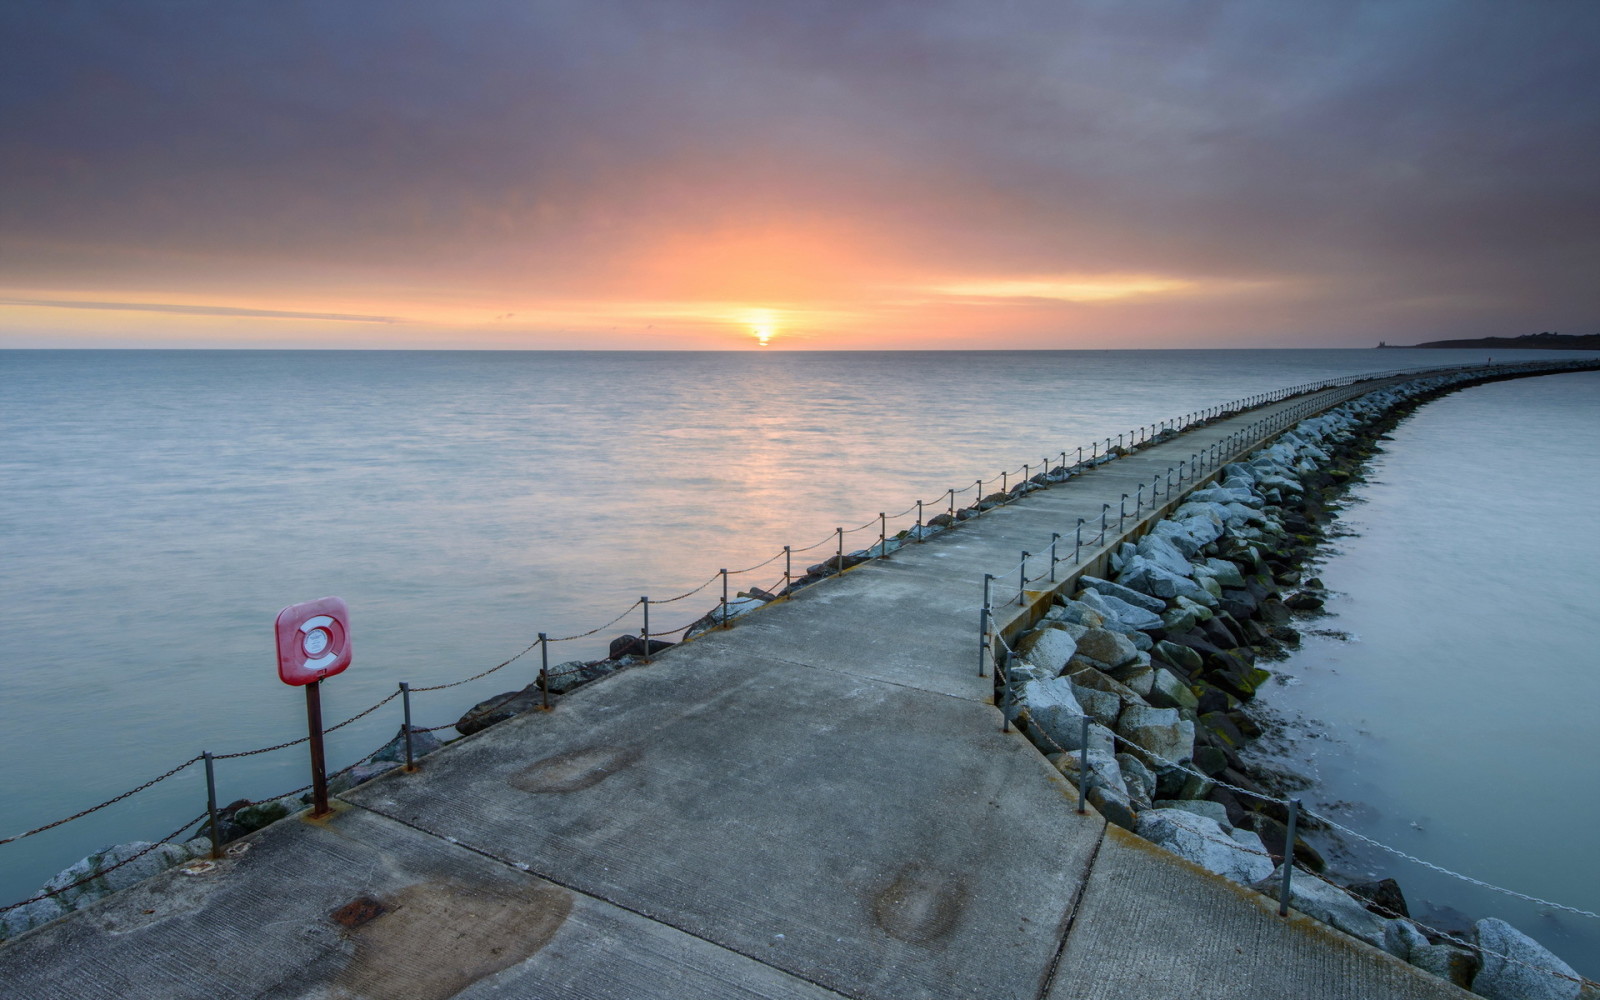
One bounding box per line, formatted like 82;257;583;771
745;308;779;347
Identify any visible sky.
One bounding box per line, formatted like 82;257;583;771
2;1;1598;350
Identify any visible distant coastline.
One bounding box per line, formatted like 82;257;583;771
1377;332;1600;350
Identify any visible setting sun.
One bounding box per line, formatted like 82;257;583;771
746;308;778;347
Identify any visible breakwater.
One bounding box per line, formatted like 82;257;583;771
997;367;1597;997
2;359;1596;1000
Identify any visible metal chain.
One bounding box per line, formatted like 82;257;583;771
545;599;643;642
212;690;401;759
0;755;203;848
653;572;722;603
411;637;542;692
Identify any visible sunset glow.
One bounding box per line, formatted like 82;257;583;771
2;4;1596;349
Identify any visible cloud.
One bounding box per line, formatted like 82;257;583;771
0;298;397;323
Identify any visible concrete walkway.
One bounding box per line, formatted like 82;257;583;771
1;371;1507;1000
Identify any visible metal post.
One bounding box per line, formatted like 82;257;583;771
1092;440;1097;461
539;633;550;710
720;568;730;626
1117;433;1122;450
1076;715;1089;814
948;488;956;520
1119;493;1128;530
979;574;994;678
1049;533;1060;581
1136;484;1144;514
1100;503;1109;542
915;500;924;541
1077;446;1082;467
878;512;887;558
1278;798;1301;916
1002;470;1008;493
203;751;222;858
305;680;330;819
784;546;792;589
399;681;415;771
1075;518;1084;563
1018;552;1029;605
641;597;651;662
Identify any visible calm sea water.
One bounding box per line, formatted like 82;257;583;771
1248;370;1600;977
2;348;1594;958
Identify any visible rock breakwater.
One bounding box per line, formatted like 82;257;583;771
1003;373;1589;998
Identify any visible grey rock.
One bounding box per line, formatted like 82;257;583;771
1383;921;1478;990
1148;668;1199;712
1078;576;1165;614
1045;600;1106;628
1073;628;1140;670
368;724;445;765
1136;809;1274;885
1152;640;1203;675
457;684;543;734
327;761;395;796
1015;678;1115;756
1473;917;1581;1000
1116;753;1157;809
1149;519;1203;558
1151;799;1231;828
39;840;205;912
231;795;303;835
684;595;767;639
1136;533;1195;576
1118;556;1216;607
1117;704;1195;766
1107;661;1155;697
1014;626;1078;679
0;896;68;941
1254;865;1397;950
1075;589;1163;631
1068;680;1123;729
1200;558;1248;589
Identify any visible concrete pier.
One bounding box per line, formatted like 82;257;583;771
7;364;1587;999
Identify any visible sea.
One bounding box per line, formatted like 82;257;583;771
2;347;1596;974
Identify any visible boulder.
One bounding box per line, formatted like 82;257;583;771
368;724;445;765
1136;809;1274;885
1073;628;1140;670
1473;917;1581;1000
684;595;767;638
1152;640;1203;676
1116;754;1157;810
1118;557;1216;607
1150;799;1231;828
608;635;676;659
1045;600;1105;628
38;840;209;913
1107;661;1155;697
1253;865;1397;951
1149;519;1204;558
1116;705;1195;766
0;895;67;941
1067;679;1124;729
1078;576;1165;614
1051;750;1135;830
1014;626;1078;679
1202;558;1247;588
1015;678;1115;756
1345;877;1409;919
1074;589;1163;632
457;685;542;735
1148;668;1199;712
231;795;304;835
1135;533;1196;576
1382;921;1479;990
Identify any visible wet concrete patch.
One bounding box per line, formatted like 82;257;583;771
333;879;571;999
509;745;641;794
871;863;969;944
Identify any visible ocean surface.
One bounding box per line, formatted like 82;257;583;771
2;348;1595;972
1246;368;1600;978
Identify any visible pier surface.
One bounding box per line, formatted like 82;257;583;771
4;370;1537;1000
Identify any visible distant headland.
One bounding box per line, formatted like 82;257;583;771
1377;332;1600;350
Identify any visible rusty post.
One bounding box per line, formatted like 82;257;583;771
399;681;415;771
203;751;222;858
539;633;550;710
305;680;330;818
784;545;792;588
878;512;887;558
641;597;651;662
835;528;843;572
720;568;730;627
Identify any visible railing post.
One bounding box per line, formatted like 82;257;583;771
948;488;956;520
1076;716;1089;814
1049;533;1060;581
1136;483;1144;514
835;528;844;571
720;568;730;626
640;597;651;662
915;500;924;541
1075;518;1084;563
1002;470;1008;493
1077;445;1082;467
1119;493;1128;530
879;512;887;558
399;681;415;770
784;545;792;589
1018;552;1029;605
539;633;550;710
203;751;222;859
979;574;994;677
1278;798;1301;916
1100;503;1109;542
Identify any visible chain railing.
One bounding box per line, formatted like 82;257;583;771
5;358;1594;926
